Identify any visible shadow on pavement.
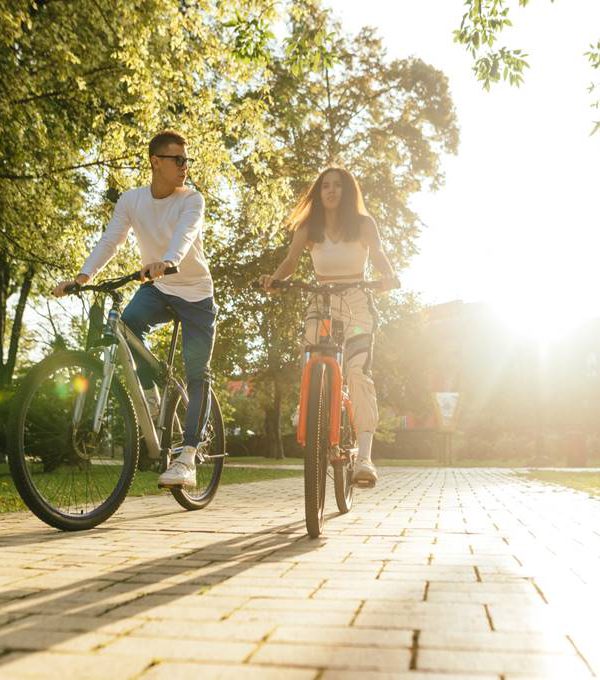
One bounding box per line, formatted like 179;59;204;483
0;504;190;547
0;515;323;666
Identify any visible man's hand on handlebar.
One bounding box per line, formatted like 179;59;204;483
53;273;90;298
52;265;179;298
141;260;174;283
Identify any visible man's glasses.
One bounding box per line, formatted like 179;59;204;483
154;155;195;168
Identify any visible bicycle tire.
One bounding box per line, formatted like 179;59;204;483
7;350;138;531
304;363;330;538
165;387;225;511
334;406;354;514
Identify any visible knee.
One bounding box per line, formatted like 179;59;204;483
121;308;148;336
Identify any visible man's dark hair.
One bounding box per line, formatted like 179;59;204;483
149;130;187;158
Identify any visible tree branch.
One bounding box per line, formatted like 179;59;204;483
90;0;120;43
11;64;122;105
0;156;140;181
0;230;69;271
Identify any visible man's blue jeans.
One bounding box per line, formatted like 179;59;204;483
121;284;217;447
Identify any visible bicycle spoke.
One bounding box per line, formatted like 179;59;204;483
10;352;136;527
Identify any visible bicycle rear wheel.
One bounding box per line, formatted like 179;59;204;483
334;405;355;514
7;350;138;531
304;363;330;538
164;386;225;510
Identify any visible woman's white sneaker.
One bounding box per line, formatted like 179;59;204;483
158;459;196;488
352;458;378;486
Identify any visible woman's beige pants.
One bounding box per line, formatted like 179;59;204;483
303;288;378;434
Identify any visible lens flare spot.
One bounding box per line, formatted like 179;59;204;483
55;379;69;399
72;375;89;395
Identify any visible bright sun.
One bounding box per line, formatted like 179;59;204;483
489;284;589;345
476;226;598;346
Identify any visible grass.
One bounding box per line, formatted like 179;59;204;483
5;457;599;514
0;462;302;514
229;455;554;467
0;477;24;513
520;471;600;497
229;456;446;467
230;456;440;467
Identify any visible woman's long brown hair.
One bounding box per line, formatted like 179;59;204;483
287;167;371;242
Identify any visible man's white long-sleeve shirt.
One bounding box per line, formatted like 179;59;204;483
81;186;213;302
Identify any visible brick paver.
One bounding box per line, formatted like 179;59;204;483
1;468;599;678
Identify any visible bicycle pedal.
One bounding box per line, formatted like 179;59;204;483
353;479;376;489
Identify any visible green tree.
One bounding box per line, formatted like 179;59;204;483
0;0;278;385
455;0;600;131
2;0;459;462
454;0;535;90
214;0;459;457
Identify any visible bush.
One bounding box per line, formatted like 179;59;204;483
453;434;495;461
226;432;302;459
226;434;253;457
377;430;437;460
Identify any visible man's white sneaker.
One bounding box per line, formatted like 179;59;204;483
158;459;196;488
352;458;378;486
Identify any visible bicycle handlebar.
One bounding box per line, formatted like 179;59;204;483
259;278;400;294
64;266;179;295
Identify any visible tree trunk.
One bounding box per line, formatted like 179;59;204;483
264;379;284;459
0;252;9;371
0;265;35;387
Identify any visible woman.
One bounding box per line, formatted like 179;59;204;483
260;167;398;485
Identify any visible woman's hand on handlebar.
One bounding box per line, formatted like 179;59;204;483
258;274;279;294
52;273;89;298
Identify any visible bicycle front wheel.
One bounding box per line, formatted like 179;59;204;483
7;350;138;531
334;405;355;514
304;363;330;538
164;386;225;511
333;463;352;513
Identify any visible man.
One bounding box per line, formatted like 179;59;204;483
54;130;216;488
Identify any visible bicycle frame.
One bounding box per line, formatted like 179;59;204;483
296;291;355;452
75;305;187;461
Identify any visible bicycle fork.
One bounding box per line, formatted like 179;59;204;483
71;345;118;434
297;355;343;449
94;346;118;432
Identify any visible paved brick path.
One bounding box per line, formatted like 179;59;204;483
1;468;599;679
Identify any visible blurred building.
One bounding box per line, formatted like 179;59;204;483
398;299;600;462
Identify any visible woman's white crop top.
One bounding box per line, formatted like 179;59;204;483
309;233;368;278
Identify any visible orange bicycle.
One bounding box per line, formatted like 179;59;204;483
273;279;386;537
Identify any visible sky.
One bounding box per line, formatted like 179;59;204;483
324;0;600;341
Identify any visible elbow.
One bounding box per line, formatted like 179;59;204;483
370;250;385;266
282;256;298;276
